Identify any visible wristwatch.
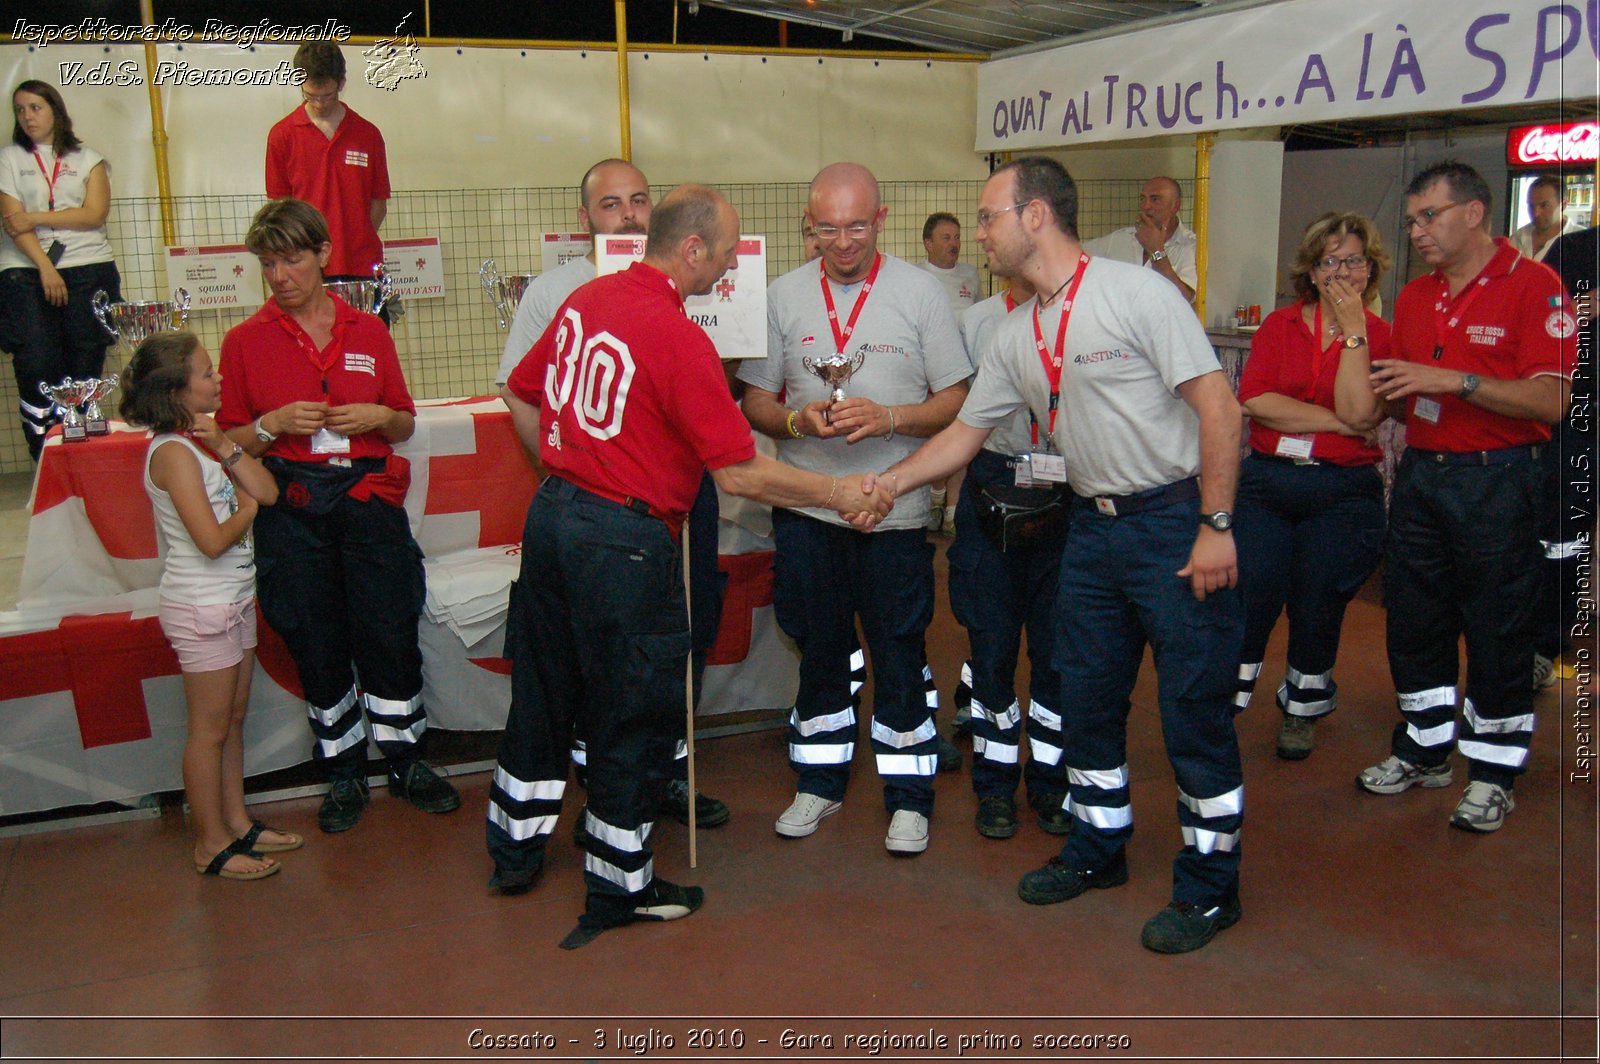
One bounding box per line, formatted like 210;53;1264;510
1458;373;1481;400
1200;511;1233;532
1342;335;1368;349
1149;248;1167;263
253;417;277;444
222;443;244;468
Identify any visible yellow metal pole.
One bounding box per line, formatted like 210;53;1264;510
424;0;432;40
1193;132;1215;323
615;0;633;161
140;0;176;245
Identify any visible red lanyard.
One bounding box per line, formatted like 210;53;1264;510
1003;291;1016;313
31;148;61;211
1431;271;1492;360
819;253;883;353
1029;252;1091;446
277;310;344;394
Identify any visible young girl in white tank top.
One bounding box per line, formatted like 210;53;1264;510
122;331;296;880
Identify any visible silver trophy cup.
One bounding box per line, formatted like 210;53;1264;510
82;374;119;435
324;263;393;316
802;350;868;424
479;259;536;330
92;288;191;351
40;378;94;442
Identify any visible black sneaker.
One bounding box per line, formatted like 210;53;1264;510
661;779;731;828
632;877;705;921
388;761;461;814
975;795;1018;839
937;736;962;773
1030;793;1074;836
1017;852;1128;905
557;878;706;950
317;777;370;834
487;865;541;896
1140;896;1242;954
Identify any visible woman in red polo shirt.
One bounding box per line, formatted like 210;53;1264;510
1232;212;1393;761
218;198;459;836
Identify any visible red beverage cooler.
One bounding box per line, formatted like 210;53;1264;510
1505;121;1597;240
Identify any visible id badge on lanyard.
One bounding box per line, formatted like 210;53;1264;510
1025;253;1090;487
282;313;352;453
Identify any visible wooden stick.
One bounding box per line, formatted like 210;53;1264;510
682;519;697;869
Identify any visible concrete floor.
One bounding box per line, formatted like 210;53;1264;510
0;478;1595;1060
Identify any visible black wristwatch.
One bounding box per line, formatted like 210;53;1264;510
1200;511;1233;532
1458;373;1481;400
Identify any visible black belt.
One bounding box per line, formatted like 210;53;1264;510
1251;451;1321;467
1409;444;1541;467
1074;476;1199;517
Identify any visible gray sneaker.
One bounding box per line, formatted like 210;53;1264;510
1533;653;1557;691
1356;755;1452;795
1276;715;1315;761
1450;781;1515;832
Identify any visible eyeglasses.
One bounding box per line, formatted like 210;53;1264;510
1315;255;1370;272
1401;202;1462;231
811;223;873;241
975;204;1024;230
301;88;339;104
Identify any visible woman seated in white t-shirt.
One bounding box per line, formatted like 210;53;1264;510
0;80;121;460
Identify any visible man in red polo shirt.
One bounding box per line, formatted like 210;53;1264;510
487;184;892;949
266;44;390;320
1360;161;1576;833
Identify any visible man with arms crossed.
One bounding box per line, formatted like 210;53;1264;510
1084;175;1197;304
885;156;1246;954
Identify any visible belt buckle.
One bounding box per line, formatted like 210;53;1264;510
1094;497;1118;516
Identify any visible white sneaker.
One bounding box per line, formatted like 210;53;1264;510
1450;781;1515;833
885;809;929;855
775;793;841;838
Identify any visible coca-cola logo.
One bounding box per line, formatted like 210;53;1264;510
1508;123;1599;166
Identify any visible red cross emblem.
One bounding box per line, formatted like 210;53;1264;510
715;278;736;302
416;257;427;269
424;410;541;549
233;264;244;277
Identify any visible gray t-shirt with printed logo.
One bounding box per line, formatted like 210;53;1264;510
961;290;1037;458
739;253;969;530
959;256;1222;498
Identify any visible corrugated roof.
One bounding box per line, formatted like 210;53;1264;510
693;0;1223;55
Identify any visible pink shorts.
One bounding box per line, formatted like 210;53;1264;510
158;596;258;673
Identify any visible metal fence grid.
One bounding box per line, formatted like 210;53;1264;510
0;176;1163;474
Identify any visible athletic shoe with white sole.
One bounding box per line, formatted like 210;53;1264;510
775;792;842;838
885;809;929;855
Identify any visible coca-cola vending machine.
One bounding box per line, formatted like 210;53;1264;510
1505;120;1596;242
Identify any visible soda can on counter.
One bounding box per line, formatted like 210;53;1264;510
1247;304;1262;326
1235;305;1247;327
